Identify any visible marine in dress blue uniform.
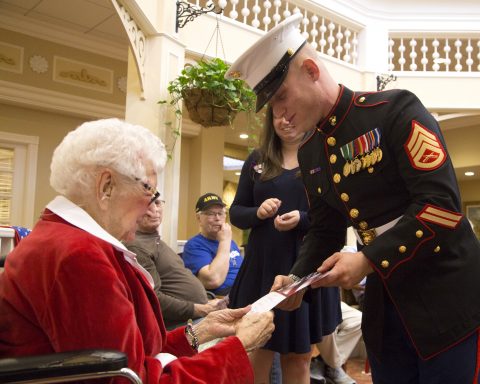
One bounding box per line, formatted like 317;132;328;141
226;14;480;383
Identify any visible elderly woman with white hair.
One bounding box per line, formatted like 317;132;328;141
0;118;274;383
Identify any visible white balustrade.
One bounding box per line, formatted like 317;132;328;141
196;0;360;66
389;36;480;72
193;1;480;73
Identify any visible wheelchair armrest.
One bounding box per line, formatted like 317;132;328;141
0;349;130;382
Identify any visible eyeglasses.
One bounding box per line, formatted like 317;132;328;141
201;211;226;218
135;178;160;205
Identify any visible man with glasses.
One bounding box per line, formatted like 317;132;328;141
125;198;227;329
183;193;243;296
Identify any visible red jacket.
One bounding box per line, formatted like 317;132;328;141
0;207;253;383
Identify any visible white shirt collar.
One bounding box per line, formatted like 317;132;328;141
46;195;154;288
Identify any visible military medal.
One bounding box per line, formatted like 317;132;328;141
376;147;383;162
343;161;351;177
339;128;382;177
353;158;362;172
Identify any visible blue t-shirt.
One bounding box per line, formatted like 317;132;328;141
182;234;243;295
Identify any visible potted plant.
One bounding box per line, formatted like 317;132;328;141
163;58;257;127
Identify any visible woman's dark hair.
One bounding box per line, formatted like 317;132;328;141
257;105;284;181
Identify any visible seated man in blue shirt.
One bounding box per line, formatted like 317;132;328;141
183;193;243;296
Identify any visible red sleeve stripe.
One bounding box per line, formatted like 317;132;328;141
417;205;462;229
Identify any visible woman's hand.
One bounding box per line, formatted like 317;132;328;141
270;275;306;311
193;307;250;344
234;311;275;352
257;198;281;219
274;210;300;231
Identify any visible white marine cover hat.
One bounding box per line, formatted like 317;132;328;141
225;13;306;112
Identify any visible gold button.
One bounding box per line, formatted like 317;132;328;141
340;193;349;202
434;246;441;253
333;173;341;183
317;187;322;194
381;260;389;268
329;115;337;126
359;221;368;230
399;246;407;253
330;154;337;164
287;47;294;56
368;167;374;173
359;96;366;103
350;208;359;218
416;230;423;238
327;137;336;146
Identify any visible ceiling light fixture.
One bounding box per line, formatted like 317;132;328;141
239;133;249;139
235;171;241;176
465;171;475;177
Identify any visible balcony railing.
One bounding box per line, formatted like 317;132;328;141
194;0;361;66
388;36;480;72
192;0;480;73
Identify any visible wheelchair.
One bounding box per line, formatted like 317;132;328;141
0;349;142;383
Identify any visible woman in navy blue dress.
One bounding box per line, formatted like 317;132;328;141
228;106;342;383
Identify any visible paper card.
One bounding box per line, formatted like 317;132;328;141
250;291;287;313
250;271;330;313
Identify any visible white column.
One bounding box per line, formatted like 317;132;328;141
356;21;390;75
122;0;186;249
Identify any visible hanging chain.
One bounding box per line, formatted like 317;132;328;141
202;15;227;62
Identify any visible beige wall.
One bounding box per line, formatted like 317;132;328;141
0;28;127;105
0;103;87;222
459;179;480;207
178;132;244;246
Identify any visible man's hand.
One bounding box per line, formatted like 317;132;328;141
216;223;232;242
257;198;281;220
274;210;300;231
270;275;306;311
312;251;373;289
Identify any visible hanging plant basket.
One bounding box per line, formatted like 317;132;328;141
163;58;256;127
182;88;238;127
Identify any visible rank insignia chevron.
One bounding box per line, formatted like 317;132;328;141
404;120;446;170
417;205;462;229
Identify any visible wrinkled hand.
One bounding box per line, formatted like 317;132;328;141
235;311;275;352
270;275;306;311
313;251;373;289
274;210;300;231
217;223;232;242
194;307;250;344
257;198;281;220
193;298;225;318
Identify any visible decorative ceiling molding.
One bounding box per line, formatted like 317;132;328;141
0;9;127;61
0;80;124;119
111;0;146;94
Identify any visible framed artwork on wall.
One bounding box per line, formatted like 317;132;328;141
464;201;480;240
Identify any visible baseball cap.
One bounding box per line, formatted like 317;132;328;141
225;14;306;112
195;193;226;212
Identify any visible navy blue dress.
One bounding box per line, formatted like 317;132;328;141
228;151;341;354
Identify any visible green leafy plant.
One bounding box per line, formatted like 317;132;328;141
165;58;256;126
159;58;259;158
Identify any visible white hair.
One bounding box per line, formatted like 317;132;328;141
50;118;167;197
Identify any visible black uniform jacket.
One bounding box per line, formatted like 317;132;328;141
291;85;480;359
